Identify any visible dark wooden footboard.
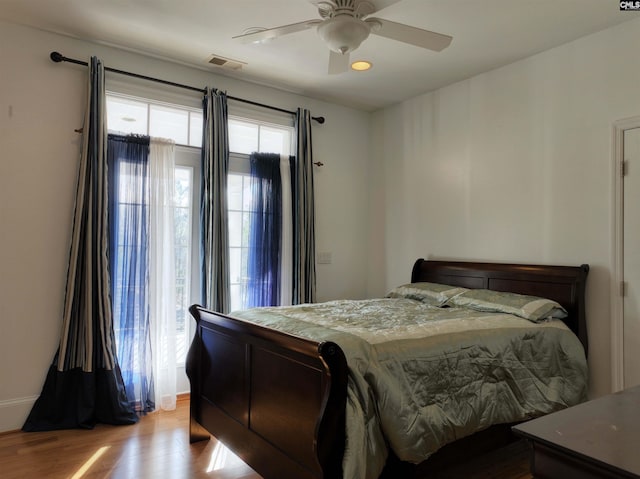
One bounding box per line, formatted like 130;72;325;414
186;304;348;479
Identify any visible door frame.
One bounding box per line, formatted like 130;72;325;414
612;116;640;392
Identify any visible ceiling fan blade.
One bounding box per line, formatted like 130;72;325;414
233;20;320;44
328;50;350;75
369;18;452;51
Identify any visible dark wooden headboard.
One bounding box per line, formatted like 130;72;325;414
411;259;590;355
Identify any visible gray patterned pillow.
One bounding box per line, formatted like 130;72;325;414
387;282;468;307
448;289;567;322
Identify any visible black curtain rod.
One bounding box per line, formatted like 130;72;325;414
50;51;325;124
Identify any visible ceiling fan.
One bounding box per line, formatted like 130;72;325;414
233;0;453;74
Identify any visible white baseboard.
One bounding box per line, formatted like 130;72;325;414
0;396;37;433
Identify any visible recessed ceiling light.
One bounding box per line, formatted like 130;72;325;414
351;60;372;72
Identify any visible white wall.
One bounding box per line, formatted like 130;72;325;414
369;17;640;399
0;21;371;432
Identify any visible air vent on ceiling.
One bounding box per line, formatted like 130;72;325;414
207;54;246;71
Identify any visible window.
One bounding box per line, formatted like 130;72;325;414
107;92;202;148
106;93;201;365
105;92;294;352
228;118;293;156
227;117;294;312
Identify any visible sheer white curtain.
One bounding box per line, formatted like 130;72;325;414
149;138;177;411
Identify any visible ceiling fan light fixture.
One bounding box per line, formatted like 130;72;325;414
351;60;372;71
317;15;370;54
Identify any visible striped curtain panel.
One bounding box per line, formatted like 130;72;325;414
292;108;317;304
200;89;231;313
23;57;137;431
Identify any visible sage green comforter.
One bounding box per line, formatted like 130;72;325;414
232;298;588;479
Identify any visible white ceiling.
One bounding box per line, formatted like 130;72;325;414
1;0;637;111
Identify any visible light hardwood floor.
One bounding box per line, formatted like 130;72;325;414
0;397;532;479
0;397;259;479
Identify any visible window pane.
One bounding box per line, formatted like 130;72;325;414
228;211;242;247
150;104;189;145
228;174;243;211
174;208;190;247
229;119;258;154
242;175;252;210
174;166;193;364
175;168;192;208
175;268;187;330
259;126;291;155
229;247;242;283
107;97;148;135
242;212;252;247
241;247;249;285
189;111;203;147
230;284;241;313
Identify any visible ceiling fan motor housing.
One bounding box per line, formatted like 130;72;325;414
317;15;371;54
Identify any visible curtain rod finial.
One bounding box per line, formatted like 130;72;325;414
313;116;325;124
50;51;65;63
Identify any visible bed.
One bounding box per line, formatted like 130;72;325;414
186;259;589;479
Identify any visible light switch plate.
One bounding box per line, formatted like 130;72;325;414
317;252;332;264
